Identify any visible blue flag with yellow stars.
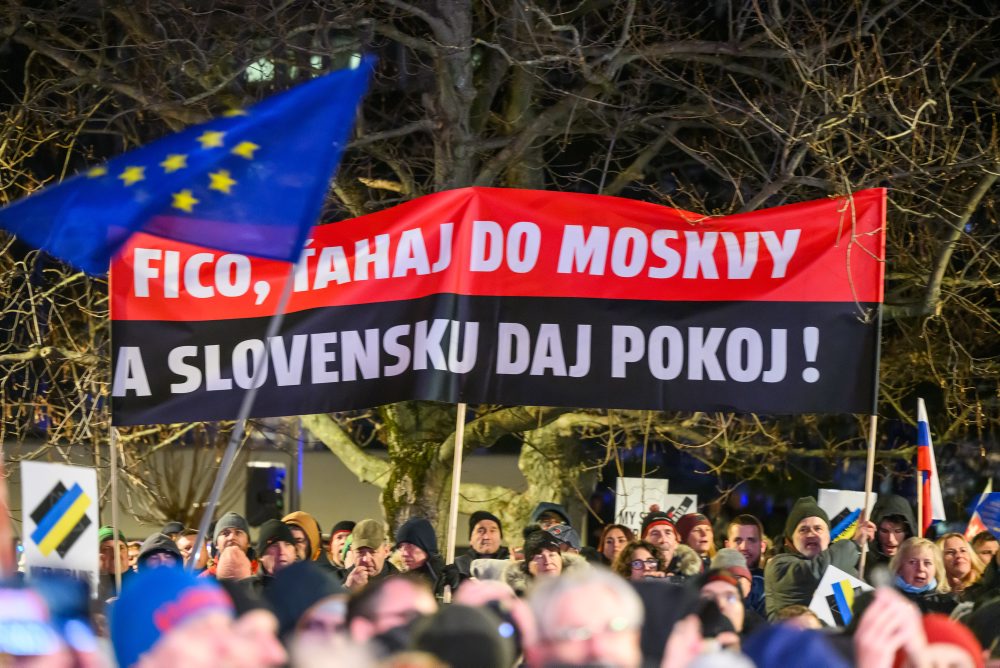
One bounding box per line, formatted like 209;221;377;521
0;57;373;275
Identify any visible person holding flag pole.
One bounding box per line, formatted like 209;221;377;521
916;398;947;538
0;56;374;581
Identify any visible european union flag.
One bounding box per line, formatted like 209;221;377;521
0;57;373;275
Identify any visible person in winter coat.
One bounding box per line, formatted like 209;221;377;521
611;540;666;581
764;496;875;619
864;494;917;580
598;523;634;565
502;529;588;596
393;517;460;600
452;511;510;577
937;532;986;597
888;537;957;615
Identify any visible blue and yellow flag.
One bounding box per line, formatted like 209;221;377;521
0;57;372;274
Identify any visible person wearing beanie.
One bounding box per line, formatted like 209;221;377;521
763;495;875;620
410;604;517;668
160;521;185;539
282;510;323;562
255;519;299;588
676;513;715;568
97;526;130;602
453;510;510;576
641;511;679;565
261;560;345;641
202;511;259;579
110;566;236;668
136;533;183;569
713;546;766;618
328;520;355;569
502;529;588;596
393;517;459;600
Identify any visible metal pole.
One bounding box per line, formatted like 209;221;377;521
110;427;123;591
187;264;297;569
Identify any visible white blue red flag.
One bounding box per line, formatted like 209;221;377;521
916;398;946;535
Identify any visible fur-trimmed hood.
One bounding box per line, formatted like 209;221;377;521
668;544;703;577
502;552;589;596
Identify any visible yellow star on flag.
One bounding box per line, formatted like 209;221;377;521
172;189;199;212
223;109;248;117
197;130;226;149
208;169;237;194
87;166;107;178
231;141;259;159
119;166;146;186
160;154;188;173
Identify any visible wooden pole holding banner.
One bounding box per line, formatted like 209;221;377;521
110;427;123;591
858;413;877;575
858;303;884;576
443;402;468;603
188;264;297;570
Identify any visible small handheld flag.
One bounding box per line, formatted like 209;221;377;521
0;57;373;274
916;398;947;536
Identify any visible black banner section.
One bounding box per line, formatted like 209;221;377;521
112;295;879;425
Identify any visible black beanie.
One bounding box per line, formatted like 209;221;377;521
523;529;562;563
411;604;516;668
262;561;344;638
256;519;297;556
469;511;503;538
785;496;830;536
331;520;356;535
394;517;439;555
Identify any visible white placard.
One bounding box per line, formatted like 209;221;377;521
21;462;99;594
615;478;668;534
818;489;877;542
808;564;873;627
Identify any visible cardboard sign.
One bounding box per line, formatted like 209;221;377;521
614;477;698;536
809;564;873;627
615;478;669;534
20;462;99;594
818;489;877;542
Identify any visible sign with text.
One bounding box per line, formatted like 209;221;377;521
20;462;99;595
615;478;669;534
818;489;878;542
110;187;885;424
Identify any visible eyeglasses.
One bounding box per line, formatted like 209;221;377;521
701;591;741;605
547;616;635;642
630;558;659;569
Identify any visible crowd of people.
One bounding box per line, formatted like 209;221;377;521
5;496;1000;667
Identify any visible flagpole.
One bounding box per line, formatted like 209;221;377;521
110;426;123;591
443;402;468;602
859;414;877;575
917;466;924;538
188;263;297;570
858;304;883;576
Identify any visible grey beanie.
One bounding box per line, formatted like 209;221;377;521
213;512;250;543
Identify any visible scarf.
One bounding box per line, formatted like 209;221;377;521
894;573;937;594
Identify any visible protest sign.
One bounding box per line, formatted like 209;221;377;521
110;187;885;424
809;564;873;627
615;478;669;534
818;489;878;542
20;462;99;594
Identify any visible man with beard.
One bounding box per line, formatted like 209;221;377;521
764;496;875;619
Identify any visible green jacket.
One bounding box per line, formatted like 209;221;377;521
764;539;861;619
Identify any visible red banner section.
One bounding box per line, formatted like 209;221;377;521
110;188;886;425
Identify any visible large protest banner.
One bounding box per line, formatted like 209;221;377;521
110;187;885;425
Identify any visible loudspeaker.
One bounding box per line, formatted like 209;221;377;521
245;462;286;526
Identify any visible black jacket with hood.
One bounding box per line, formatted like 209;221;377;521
865;494;917;580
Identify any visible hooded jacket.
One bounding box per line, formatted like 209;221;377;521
529;502;571;526
282;511;323;561
865;494;917;579
502;551;589;596
764;539;861;619
665;544;704;584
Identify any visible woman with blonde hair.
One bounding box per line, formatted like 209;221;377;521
888;537;956;614
936;532;986;596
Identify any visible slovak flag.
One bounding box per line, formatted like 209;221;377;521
917;398;947;535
